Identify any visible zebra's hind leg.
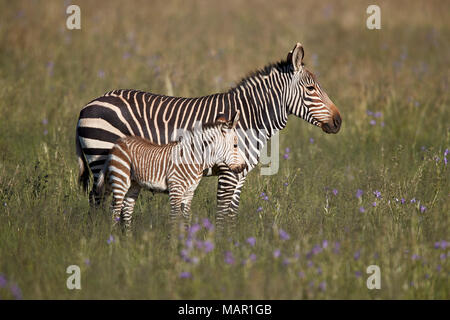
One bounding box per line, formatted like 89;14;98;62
120;182;141;234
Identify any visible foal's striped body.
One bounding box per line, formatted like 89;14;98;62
97;114;245;230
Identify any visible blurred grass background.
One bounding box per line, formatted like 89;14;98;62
0;0;448;299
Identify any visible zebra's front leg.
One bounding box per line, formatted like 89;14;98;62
216;166;247;237
120;182;141;233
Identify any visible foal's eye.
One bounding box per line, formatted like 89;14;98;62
306;85;315;91
234;144;238;148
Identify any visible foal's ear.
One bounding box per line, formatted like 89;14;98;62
287;42;304;72
231;110;240;128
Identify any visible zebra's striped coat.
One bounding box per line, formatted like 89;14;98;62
76;43;342;233
96;114;245;230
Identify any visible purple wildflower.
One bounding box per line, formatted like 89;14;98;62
191;256;199;264
367;110;374;116
246;237;256;247
411;254;420;260
356;189;363;199
410;198;416;203
43;129;48;136
307;260;314;268
84;258;90;266
319;281;326;291
179;271;192;279
359;207;365;213
224;251;235;265
370;119;376;126
203;240;214;253
333;242;341;254
249;253;257;262
283;154;289;160
0;274;7;288
263;195;269;201
401;198;406;204
322;240;328;249
188;223;201;236
10;283;22;300
42;118;48;125
374;112;382;118
439;240;448;249
445;149;449;157
181;249;190;262
434;241;440;249
202;218;213;231
354;250;361;260
436;265;441;272
107;235;114;244
420;205;426;213
332;189;338;196
439;253;446;260
317;267;322;275
298;271;305;278
256;206;263;212
279;229;290;241
260;192;266;198
421;146;426;151
273;249;281;259
285;147;290;153
282;258;290;266
355;271;362;278
372;202;377;207
46;61;54;76
312;244;322;255
309;137;314;144
380;121;385;127
98;70;105;78
373;190;381;198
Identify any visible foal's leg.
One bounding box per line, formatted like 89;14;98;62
111;180;131;226
121;182;141;232
181;183;199;232
168;185;184;240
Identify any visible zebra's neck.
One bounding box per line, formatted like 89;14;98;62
227;61;292;138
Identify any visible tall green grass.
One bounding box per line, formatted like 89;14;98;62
0;0;448;299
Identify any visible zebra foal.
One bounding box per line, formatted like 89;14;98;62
96;112;246;231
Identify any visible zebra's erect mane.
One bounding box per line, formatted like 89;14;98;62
229;59;293;92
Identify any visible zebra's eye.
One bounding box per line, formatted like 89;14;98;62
234;144;238;148
306;85;315;91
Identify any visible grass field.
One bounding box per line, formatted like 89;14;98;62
0;0;448;299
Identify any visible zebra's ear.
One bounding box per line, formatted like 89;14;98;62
288;43;304;72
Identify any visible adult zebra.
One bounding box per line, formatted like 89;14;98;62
76;43;342;233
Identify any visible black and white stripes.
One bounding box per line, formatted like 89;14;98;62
96;115;245;231
76;42;342;233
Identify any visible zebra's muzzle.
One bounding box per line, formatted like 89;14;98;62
322;113;342;134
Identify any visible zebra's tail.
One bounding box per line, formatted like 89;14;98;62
76;127;90;192
95;157;109;196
